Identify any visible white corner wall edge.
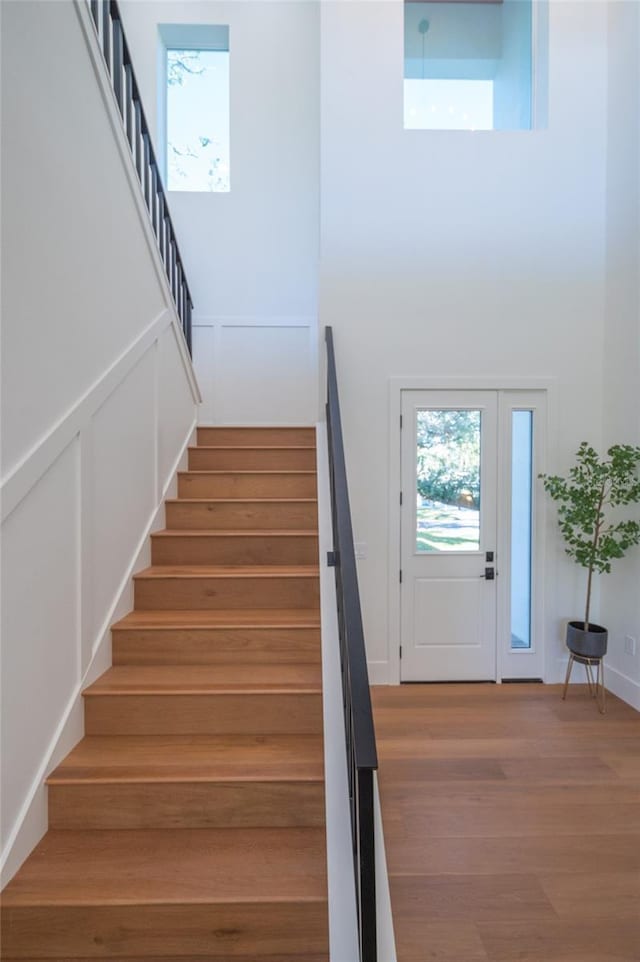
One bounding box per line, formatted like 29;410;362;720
316;421;397;962
0;421;198;886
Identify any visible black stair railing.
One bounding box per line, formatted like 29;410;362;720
325;326;378;962
86;0;193;354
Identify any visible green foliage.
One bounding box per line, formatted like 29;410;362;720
417;410;480;507
540;442;640;627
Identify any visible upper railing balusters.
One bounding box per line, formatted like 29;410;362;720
112;19;123;110
87;0;193;351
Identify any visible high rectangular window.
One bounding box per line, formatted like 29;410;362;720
404;0;533;132
160;25;230;192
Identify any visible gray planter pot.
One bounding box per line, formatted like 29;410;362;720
566;621;608;659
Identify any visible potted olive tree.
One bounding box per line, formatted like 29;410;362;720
540;442;640;658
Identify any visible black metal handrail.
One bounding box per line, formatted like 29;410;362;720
325;326;378;962
87;0;193;354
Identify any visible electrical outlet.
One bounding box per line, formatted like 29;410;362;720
354;542;367;560
624;635;637;656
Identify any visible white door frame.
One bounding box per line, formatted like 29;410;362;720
387;376;556;686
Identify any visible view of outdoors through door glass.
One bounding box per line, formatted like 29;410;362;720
415;410;481;552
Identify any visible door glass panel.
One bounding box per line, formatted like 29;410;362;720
415;409;481;552
511;411;532;649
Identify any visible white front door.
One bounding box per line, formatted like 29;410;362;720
400;391;498;681
400;389;546;682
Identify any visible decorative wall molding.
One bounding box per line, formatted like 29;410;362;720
2;310;174;522
192;315;318;425
1;412;197;883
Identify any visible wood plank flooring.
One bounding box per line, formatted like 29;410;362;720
372;683;640;962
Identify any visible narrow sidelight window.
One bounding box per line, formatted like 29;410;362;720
511;411;533;649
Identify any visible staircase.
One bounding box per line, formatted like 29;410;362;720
1;427;328;960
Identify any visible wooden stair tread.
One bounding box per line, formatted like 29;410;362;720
189;445;316;452
1;958;329;962
1;828;327;905
166;497;318;504
2;957;329;961
153;529;318;538
133;564;319;579
180;470;317;475
196;427;316;448
2;952;329;962
48;734;324;783
112;608;321;629
84;664;322;694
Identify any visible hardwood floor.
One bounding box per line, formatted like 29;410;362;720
372;683;640;962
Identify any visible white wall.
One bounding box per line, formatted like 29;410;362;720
0;0;200;881
319;0;609;683
601;1;640;709
119;0;320;425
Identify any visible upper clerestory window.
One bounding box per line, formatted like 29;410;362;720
404;0;535;132
159;24;230;192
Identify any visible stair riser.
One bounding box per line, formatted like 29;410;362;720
1;901;328;957
112;628;322;665
165;501;317;531
134;575;319;610
197;427;316;447
152;534;319;566
48;781;325;830
189;448;316;471
84;693;323;735
179;472;317;499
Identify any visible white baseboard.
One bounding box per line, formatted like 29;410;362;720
548;654;639;712
367;661;391;685
604;663;640;711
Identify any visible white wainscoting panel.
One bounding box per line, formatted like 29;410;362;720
1;440;80;851
0;0;203;886
192;316;317;425
158;325;199;488
91;351;156;643
191;325;216;425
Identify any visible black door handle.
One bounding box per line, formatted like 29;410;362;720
484;567;495;580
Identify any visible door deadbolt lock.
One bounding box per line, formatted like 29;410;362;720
486;551;494;562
